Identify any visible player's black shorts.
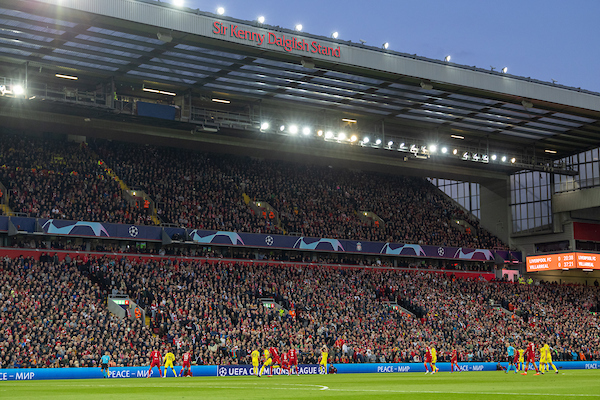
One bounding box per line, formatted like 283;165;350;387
101;363;108;369
507;356;514;363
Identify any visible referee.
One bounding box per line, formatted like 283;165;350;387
100;351;111;378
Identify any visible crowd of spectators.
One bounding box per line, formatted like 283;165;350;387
1;254;597;369
94;140;508;249
0;133;508;249
0;133;149;225
95;142;279;235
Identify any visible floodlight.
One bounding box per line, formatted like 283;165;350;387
325;131;334;139
491;154;497;161
511;157;516;164
363;137;369;144
501;67;508;73
382;42;389;49
338;132;346;140
501;156;507;162
387;141;393;147
289;125;299;135
350;135;357;142
375;139;382;145
260;122;270;130
453;149;458;155
441;147;447;154
280;125;285;131
444;55;451;62
13;85;24;95
302;127;311;136
216;7;225;15
295;24;303;31
317;130;323;136
332;32;339;39
429;145;437;153
55;74;78;80
173;0;184;6
257;16;265;24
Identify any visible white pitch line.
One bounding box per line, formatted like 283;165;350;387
325;389;600;397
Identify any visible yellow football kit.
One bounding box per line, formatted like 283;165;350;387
163;352;177;377
251;350;260;375
319;351;328;374
259;350;272;377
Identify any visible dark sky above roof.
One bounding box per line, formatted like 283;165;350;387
181;0;600;93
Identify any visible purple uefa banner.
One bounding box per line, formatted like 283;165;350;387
0;216;519;262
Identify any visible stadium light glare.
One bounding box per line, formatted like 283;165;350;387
375;139;382;145
332;32;339;39
502;67;508;73
302;127;311;136
501;156;507;162
280;125;285;131
338;132;346;140
342;118;357;123
211;98;230;103
399;143;405;149
55;73;78;80
260;122;270;131
441;147;447;154
13;85;24;95
387;141;393;147
257;16;265;24
173;0;184;6
429;145;437;153
350;135;357;142
216;7;225;15
450;134;464;140
295;24;303;31
325;131;334;139
317;130;323;136
445;55;451;62
453;149;458;155
511;157;516;164
382;42;389;49
491;154;497;160
545;149;557;154
289;125;299;135
363;137;369;144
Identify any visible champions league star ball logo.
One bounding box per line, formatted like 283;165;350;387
265;236;274;246
437;247;445;256
128;226;139;237
218;367;228;377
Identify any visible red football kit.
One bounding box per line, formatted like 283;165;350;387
269;347;281;365
288;349;298;365
182;352;191;367
281;352;290;369
150;350;161;367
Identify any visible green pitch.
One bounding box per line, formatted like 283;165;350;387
2;371;599;399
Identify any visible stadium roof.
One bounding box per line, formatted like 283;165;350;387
1;0;600;173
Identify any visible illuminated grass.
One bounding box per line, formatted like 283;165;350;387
2;370;599;399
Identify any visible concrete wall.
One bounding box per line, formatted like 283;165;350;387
511;222;575;258
553;186;600;213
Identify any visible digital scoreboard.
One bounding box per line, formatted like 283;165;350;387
526;252;600;272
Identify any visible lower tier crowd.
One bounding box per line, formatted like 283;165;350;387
0;255;598;369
